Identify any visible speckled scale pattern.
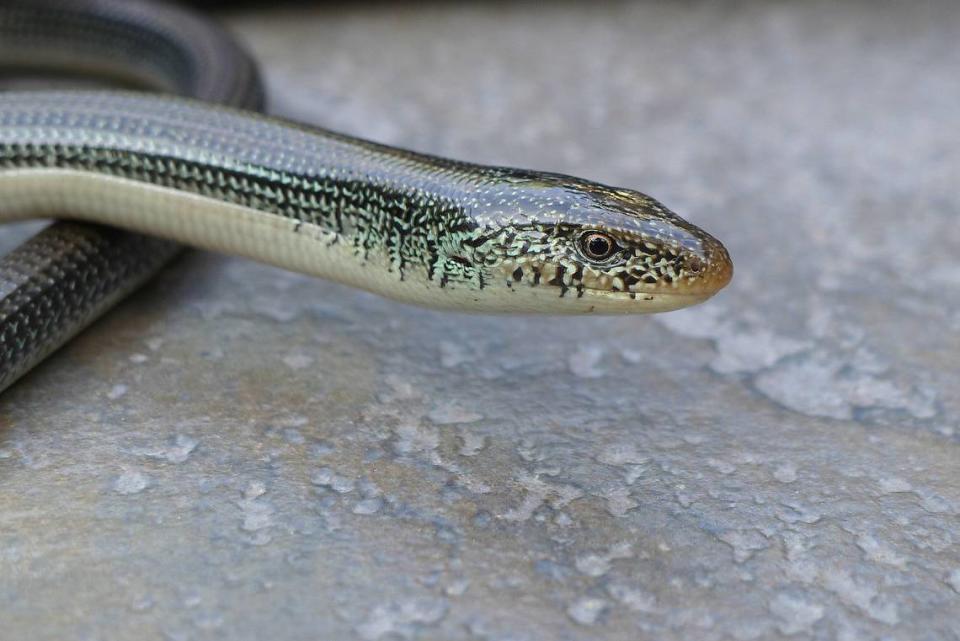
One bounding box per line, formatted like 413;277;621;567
0;0;263;392
0;91;731;312
0;222;177;390
0;92;475;277
0;1;731;391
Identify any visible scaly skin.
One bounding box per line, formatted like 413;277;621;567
0;0;732;394
0;91;732;314
0;0;263;392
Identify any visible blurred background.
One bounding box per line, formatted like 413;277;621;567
1;1;958;640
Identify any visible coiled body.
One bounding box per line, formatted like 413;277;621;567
0;0;732;392
0;0;262;391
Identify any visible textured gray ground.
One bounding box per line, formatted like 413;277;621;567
1;1;959;640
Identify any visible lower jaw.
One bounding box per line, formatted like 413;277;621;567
382;281;718;315
573;290;715;314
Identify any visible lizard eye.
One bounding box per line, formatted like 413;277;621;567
577;231;619;262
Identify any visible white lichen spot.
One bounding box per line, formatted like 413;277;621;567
568;344;606;379
606;583;657;613
393;423;440;455
258;303;298;323
166;435;198;464
311;467;355;494
877;476;912;494
145;337;164;351
596;444;648;467
855;534;907;569
663;307;939;421
128;594;155;613
774;464;798;484
655;304;726;340
755;351;937;421
946;569;960;594
243;480;265;500
129;353;149;364
379;374;420;402
599;486;638;517
458;432;487;457
356;598;449;640
566;597;609;626
502;473;583;522
282;352;314;370
575;554;612;578
283;428;305;445
707;458;736;475
135;434;199;464
439;341;471;368
822;568;899;625
237;481;274;543
427;403;483;425
777;502;822;525
711;330;811;375
114;469;148;495
352;497;384;515
917;490;951;514
935;424;956;438
656;305;809;374
769;593;824;635
106;384;128;400
444;578;470;597
575;542;633;577
719;529;770;563
622;465;644;485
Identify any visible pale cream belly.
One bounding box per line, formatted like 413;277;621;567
0;169;704;314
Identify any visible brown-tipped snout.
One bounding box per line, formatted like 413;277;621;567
704;239;734;292
683;236;733;297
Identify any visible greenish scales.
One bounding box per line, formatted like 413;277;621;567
0;0;732;391
0;92;731;312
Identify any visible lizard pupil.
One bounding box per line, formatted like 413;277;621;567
579;232;617;261
588;236;609;256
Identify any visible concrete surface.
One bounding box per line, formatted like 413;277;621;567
2;1;959;639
